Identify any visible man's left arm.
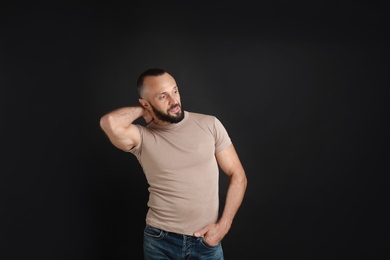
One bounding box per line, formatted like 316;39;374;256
194;143;247;246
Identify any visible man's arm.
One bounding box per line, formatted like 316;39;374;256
99;105;151;151
194;143;247;246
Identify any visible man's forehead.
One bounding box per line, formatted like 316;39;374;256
142;77;177;98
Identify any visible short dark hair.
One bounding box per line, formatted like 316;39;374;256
137;68;166;97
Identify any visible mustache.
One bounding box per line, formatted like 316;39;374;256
169;104;180;110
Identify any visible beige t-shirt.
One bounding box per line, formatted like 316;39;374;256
129;111;232;236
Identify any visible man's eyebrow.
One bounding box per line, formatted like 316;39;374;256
154;86;178;97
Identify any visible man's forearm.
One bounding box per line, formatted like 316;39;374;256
100;105;145;132
219;172;247;229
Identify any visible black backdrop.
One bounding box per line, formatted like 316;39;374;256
1;1;389;259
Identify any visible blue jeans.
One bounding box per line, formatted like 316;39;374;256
143;224;224;260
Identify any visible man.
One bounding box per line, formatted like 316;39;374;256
100;68;247;259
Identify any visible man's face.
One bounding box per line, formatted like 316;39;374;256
141;73;184;124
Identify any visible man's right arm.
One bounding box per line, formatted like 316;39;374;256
99;105;148;151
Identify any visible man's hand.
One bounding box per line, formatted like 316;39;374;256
193;221;231;247
140;105;153;124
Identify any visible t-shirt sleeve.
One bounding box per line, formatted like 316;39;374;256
127;124;142;157
214;117;232;153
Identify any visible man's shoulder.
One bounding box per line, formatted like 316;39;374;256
187;111;216;119
186;111;219;126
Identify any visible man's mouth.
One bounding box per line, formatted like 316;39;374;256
170;105;180;113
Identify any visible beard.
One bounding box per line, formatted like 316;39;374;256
150;103;184;124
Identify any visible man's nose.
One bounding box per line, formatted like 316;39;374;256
168;95;178;105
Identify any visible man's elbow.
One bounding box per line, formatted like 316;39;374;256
240;171;248;190
100;114;115;132
100;115;108;130
232;169;247;188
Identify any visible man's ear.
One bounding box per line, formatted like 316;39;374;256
139;98;151;110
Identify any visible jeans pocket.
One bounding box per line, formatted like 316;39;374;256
200;237;220;249
144;225;165;239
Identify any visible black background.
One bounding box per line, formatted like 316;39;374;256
1;1;389;259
